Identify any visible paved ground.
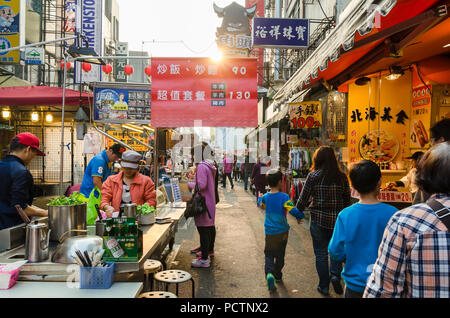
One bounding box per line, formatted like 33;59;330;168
167;181;344;298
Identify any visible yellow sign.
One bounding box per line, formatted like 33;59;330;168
289;101;322;129
0;0;20;63
106;130;149;152
410;85;431;148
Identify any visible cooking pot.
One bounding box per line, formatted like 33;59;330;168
122;203;137;218
51;235;103;264
48;203;87;242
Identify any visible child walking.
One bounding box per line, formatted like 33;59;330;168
258;169;305;291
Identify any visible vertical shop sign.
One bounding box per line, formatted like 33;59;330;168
151;57;257;127
410;85;431;148
115;42;128;82
0;0;20;63
75;0;102;83
289;101;321;129
64;0;76;32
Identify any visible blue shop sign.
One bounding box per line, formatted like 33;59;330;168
252;17;309;48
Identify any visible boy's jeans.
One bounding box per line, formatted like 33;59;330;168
264;231;289;280
310;222;343;292
243;170;250;190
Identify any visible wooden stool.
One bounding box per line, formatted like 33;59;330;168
138;291;177;298
143;259;163;292
154;270;195;298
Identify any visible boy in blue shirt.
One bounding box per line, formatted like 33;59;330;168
328;160;398;298
258;169;305;291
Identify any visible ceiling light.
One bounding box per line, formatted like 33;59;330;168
385;65;404;81
45;113;53;122
31;112;39;122
444;43;450;48
2;109;11;119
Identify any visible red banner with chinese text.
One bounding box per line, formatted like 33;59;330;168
151;57;257;127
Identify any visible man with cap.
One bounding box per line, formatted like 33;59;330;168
101;150;156;216
80;143;126;198
386;151;424;197
0;133;48;230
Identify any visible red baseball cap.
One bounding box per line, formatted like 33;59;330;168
13;133;45;156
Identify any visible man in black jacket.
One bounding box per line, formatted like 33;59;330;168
0;133;48;230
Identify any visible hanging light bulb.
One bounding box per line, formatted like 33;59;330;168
31;112;39;122
45;113;53;122
2;109;11;119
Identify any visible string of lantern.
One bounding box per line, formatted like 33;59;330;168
60;60;152;77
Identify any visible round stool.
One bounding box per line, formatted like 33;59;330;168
138;291;177;298
154;270;195;298
143;259;163;292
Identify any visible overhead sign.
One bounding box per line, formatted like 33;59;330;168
252;17;309;48
24;47;44;64
289;101;321;129
94;83;151;124
115;42;128;82
214;2;256;57
151;57;257;127
75;0;102;83
0;0;20;63
105;130;150;152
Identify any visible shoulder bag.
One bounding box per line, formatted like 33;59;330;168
426;198;450;231
185;183;211;219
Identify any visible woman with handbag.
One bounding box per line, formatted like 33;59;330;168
188;143;218;268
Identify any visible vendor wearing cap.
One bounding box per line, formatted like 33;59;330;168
0;133;48;230
386;151;424;196
101;150;156;216
80;143;126;198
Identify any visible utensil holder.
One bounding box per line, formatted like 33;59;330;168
80;262;114;289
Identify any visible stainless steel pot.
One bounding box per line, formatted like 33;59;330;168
25;220;51;263
51;235;103;264
48;203;87;242
123;203;137;218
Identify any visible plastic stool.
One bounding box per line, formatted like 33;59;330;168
138;291;177;298
154;270;195;298
143;259;163;292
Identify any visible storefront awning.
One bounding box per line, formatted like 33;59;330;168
0;85;93;106
272;0;442;105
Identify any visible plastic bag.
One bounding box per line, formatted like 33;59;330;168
86;187;101;226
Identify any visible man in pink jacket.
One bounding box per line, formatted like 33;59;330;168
221;154;234;189
101;150;156;215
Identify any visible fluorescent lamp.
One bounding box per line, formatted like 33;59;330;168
31;112;39;122
2;109;11;119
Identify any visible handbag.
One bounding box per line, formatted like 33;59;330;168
185;183;211;219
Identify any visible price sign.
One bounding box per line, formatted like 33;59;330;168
289;101;322;129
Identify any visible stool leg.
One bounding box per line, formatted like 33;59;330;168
150;273;154;291
144;273;148;292
165;283;168;292
191;278;195;298
176;283;179;296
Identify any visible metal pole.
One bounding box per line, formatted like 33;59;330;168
59;56;67;195
0;35;78;54
154;128;159;186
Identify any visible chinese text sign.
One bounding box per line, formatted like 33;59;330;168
252;17;309;48
289;101;322;129
151;57;257;127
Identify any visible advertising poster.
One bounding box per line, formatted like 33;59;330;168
289;101;321;129
151;57;257;127
94;86;151;123
0;0;20;63
409;85;431;148
105;130;149;152
75;0;102;83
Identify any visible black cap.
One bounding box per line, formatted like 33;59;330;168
110;143;126;158
407;151;424;161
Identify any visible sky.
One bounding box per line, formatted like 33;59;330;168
116;0;246;58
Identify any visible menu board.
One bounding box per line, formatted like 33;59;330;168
93;83;151;124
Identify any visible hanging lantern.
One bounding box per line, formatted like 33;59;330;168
144;66;151;76
124;65;134;75
102;64;113;74
81;62;92;72
60;60;71;69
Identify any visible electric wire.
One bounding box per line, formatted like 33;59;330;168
317;0;333;24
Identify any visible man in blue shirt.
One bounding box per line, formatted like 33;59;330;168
328;160;398;298
80;143;125;198
0;133;48;230
258;169;304;291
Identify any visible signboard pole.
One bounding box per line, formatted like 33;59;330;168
153;128;159;186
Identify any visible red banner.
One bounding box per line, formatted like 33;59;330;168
151;57;257;127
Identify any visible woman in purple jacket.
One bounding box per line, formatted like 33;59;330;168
188;143;218;268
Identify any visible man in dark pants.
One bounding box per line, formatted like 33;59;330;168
221;154;234;189
243;154;254;191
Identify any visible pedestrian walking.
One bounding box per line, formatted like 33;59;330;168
258;169;304;291
413;118;450;204
189;143;218;268
251;157;268;203
243;154;254;191
222;154;234;189
364;142;450;298
328;160;398;298
296;146;351;296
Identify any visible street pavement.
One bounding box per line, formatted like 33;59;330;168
167;180;344;298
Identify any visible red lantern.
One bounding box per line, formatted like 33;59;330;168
124;65;134;75
81;62;92;72
144;66;151;76
60;60;71;69
102;64;113;74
